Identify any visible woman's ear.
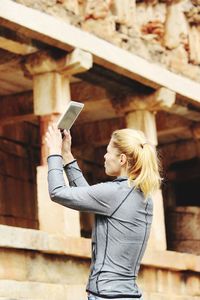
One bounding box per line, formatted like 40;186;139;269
120;153;127;166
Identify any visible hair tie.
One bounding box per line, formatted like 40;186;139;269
141;143;148;148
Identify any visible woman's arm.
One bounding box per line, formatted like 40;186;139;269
47;155;120;215
63;160;90;187
45;124;132;216
45;124;89;187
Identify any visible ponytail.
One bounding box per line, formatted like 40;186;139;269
111;129;162;198
129;143;161;198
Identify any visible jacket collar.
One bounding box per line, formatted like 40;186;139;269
113;176;128;182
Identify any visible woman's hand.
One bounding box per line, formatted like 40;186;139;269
45;123;62;156
62;130;74;164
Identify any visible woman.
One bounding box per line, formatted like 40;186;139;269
45;124;161;300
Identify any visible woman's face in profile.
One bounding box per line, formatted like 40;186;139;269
104;140;121;177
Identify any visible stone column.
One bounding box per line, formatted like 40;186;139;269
124;88;176;250
25;49;93;237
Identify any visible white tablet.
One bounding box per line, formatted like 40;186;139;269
57;101;84;130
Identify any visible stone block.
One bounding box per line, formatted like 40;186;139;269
0;280;87;300
185;275;200;296
167;206;200;255
62;0;79;15
110;0;136;27
167;270;186;295
148;293;200;300
170;241;200;255
0;248;89;284
85;0;111;19
163;2;188;49
0;249;27;281
33;72;71;115
147;189;167;251
0;225;91;258
82;16;116;40
138;266;157;292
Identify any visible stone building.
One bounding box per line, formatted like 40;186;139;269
0;0;200;299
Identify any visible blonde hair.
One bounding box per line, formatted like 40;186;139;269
111;128;162;198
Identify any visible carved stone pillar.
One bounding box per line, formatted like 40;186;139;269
124;88;176;251
125;110;158;145
25;49;93;237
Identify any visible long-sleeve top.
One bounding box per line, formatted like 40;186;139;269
47;155;153;299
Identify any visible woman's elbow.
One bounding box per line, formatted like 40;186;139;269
48;186;70;207
48;186;62;201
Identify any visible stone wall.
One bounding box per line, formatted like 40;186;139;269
0;225;200;300
13;0;200;83
166;206;200;255
0;120;39;229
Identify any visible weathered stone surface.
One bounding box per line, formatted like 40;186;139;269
59;0;80;15
13;0;200;82
84;0;111;19
163;1;188;49
138;265;200;299
0;248;89;284
188;25;200;65
81;16;116;39
147;189;167;251
37;165;81;237
0;280;87;300
1;224;200;272
0;224;200;299
0;225;91;258
110;0;136;26
166;207;200;255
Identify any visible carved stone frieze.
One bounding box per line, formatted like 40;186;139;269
12;0;200;82
185;6;200;24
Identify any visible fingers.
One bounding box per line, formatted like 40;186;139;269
47;123;60;135
63;129;71;139
49;123;58;133
44;123;61;143
52;122;59;131
44;123;63;156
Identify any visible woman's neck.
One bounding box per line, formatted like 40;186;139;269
119;167;128;177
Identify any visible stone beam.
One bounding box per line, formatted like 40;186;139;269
0;0;199;103
163;102;200;122
159;138;200;171
156;111;193;144
0;26;38;55
71;112;195;148
72;83;200;123
0;87;198;134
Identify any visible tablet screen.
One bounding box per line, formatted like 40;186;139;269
57;101;84;130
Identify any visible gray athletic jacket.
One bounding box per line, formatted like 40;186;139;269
47;155;153;299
